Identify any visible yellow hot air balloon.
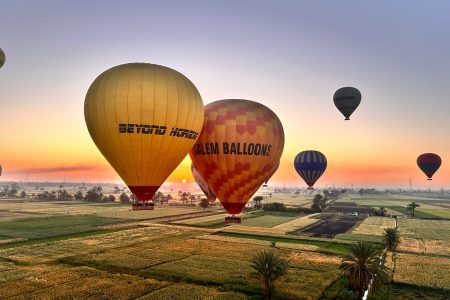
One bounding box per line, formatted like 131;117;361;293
190;99;285;223
85;63;204;209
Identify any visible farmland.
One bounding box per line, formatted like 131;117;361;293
393;253;450;289
295;214;365;238
0;224;341;299
397;218;450;240
350;216;395;236
0;191;449;299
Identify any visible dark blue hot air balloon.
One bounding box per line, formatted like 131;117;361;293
294;150;327;189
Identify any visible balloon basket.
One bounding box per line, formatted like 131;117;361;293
132;203;155;211
427;178;432;181
307;187;314;190
262;184;268;188
225;216;241;223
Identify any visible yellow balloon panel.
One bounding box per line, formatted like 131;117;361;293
190;99;284;214
85;63;204;200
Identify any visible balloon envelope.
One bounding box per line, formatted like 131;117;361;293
0;48;4;69
417;153;441;180
85;63;204;201
294;150;327;189
333;87;361;120
191;163;216;203
190;99;285;215
264;160;280;185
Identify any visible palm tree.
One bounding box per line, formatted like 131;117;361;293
339;242;390;298
406;202;420;217
383;228;400;251
180;192;189;205
251;250;288;299
253;196;264;209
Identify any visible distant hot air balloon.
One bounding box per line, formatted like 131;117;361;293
417;153;441;180
263;160;280;187
0;164;2;177
85;63;204;210
190;99;285;223
294;150;327;189
0;48;5;69
191;163;216;203
333;87;361;120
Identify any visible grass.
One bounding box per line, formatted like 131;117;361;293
138;283;247;300
172;213;226;226
397;218;450;240
272;213;321;233
334;233;383;244
215;231;354;255
0;265;170;299
239;214;297;228
0;200;211;220
0;215;123;240
397;238;450;256
352;199;446;210
387;206;446;219
370;282;450;300
171;210;296;228
350;216;396;236
1;198;448;299
0;223;342;299
258;192;314;207
416;208;450;219
393;253;450;289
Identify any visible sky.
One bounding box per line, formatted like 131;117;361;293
1;0;450;189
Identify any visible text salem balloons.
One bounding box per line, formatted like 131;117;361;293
190;99;284;221
333;87;361;120
0;48;5;69
417;153;441;180
85;63;204;202
191;163;216;203
294;150;327;189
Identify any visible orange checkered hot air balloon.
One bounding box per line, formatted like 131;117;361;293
263;160;280;187
190;99;284;223
191;163;216;203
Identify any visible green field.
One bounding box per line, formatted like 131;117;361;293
259;192;314;207
0;200;218;220
172;213;227;226
0;194;449;299
386;206;441;218
0;224;341;299
239;213;297;228
337;193;450;220
0;215;122;240
398;218;450;240
417;208;450;218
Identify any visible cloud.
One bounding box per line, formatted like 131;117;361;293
9;165;97;175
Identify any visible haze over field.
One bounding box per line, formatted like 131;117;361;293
1;1;450;188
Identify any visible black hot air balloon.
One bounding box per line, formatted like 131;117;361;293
333;87;361;120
